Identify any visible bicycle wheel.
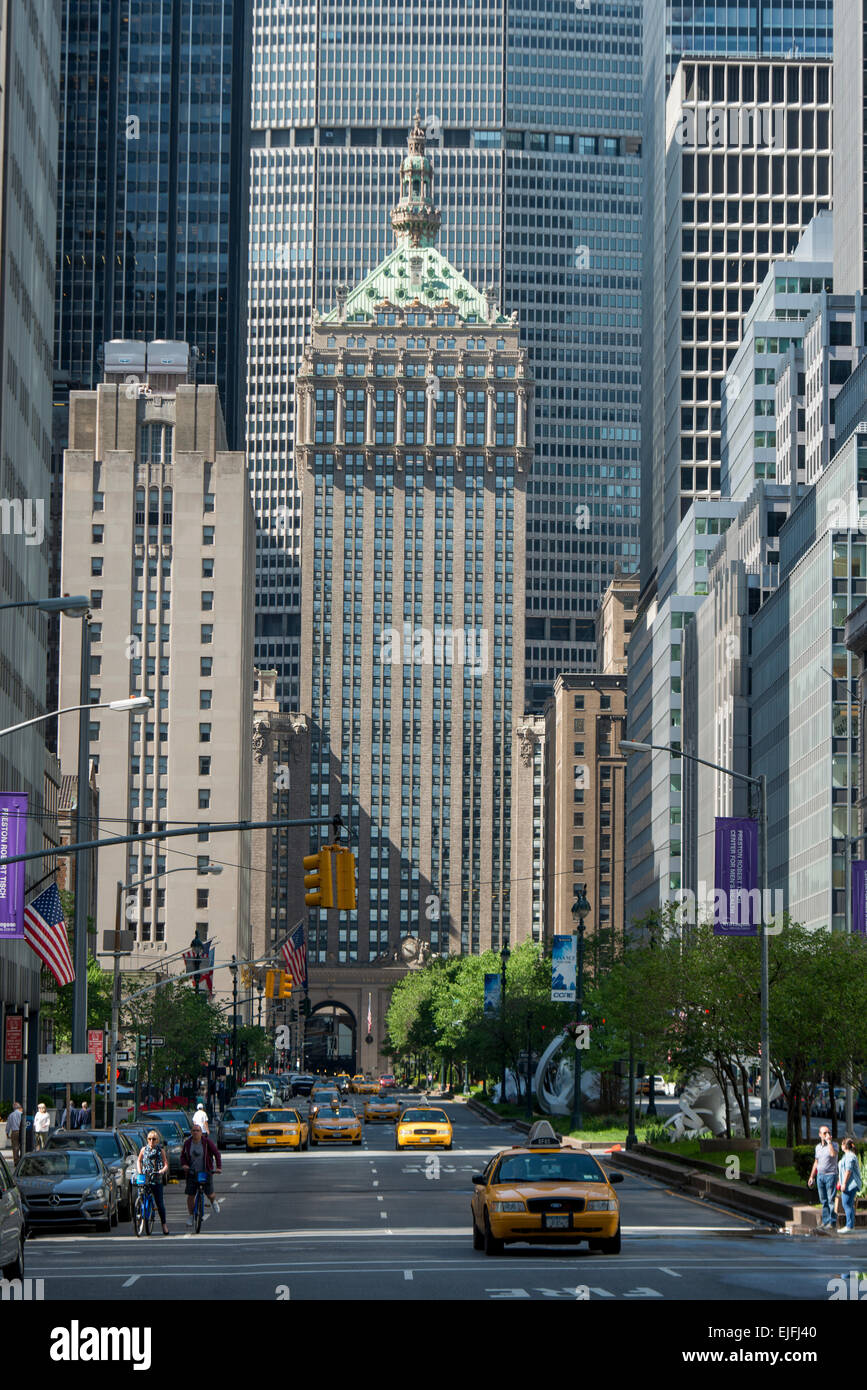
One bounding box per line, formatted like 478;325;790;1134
144;1194;155;1236
194;1188;203;1234
134;1196;146;1238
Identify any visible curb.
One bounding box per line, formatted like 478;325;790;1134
608;1145;816;1228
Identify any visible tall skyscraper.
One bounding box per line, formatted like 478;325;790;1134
640;1;834;589
59;351;255;992
834;0;866;294
296;116;531;964
55;0;250;445
0;0;62;1088
249;0;642;710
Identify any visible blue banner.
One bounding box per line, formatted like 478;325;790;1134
853;861;867;936
0;792;27;939
551;935;577;1001
483;973;502;1017
714;815;759;936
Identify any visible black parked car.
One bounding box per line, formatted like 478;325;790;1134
45;1130;138;1221
124;1119;184;1177
136;1108;193;1139
291;1074;316;1097
16;1149;117;1232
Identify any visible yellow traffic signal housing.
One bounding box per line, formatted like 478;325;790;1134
303;848;334;908
278;971;293;999
265;969;278;999
335;848;357;911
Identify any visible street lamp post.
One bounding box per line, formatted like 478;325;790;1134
525;1010;534;1122
499;944;510;1107
571;884;589;1132
621;739;775;1176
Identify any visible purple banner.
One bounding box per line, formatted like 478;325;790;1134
852;862;867;937
0;792;28;939
714;815;759;937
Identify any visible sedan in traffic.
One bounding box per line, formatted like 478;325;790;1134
16;1150;118;1232
310;1106;362;1146
216;1106;260;1151
395;1107;453;1151
364;1096;401;1123
46;1130;138;1221
246;1108;309;1152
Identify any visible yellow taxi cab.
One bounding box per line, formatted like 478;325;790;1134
363;1095;401;1124
310;1104;363;1146
349;1074;366;1094
470;1121;623;1256
356;1079;381;1096
395;1105;453;1151
245;1107;309;1153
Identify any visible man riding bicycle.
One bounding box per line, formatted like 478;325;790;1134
181;1123;222;1227
136;1129;170;1235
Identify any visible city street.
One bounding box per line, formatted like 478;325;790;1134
19;1097;865;1303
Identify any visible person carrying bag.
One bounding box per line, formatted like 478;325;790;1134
837;1137;862;1234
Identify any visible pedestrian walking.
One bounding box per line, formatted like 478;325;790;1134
78;1100;91;1128
191;1102;210;1137
808;1124;839;1229
837;1137;862;1234
33;1103;51;1149
5;1103;22;1166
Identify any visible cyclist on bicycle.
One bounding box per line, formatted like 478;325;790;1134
136;1129;170;1235
181;1123;222;1227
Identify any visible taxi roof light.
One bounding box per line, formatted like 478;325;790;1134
527;1120;562;1147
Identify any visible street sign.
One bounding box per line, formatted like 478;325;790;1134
115;1051;130;1062
102;930;135;953
150;1035;165;1047
38;1053;95;1085
4;1014;23;1063
87;1029;104;1065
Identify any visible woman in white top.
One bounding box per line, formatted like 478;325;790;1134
33;1102;51;1149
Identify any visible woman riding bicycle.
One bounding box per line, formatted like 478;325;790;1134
181;1123;222;1227
136;1129;170;1235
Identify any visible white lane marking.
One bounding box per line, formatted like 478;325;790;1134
122;1274;139;1287
242;1170;248;1176
231;1182;239;1189
372;1181;379;1188
659;1267;681;1277
377;1195;384;1202
380;1212;388;1219
404;1269;413;1280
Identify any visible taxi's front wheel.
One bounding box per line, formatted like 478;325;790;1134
472;1215;484;1251
595;1224;621;1255
483;1212;504;1257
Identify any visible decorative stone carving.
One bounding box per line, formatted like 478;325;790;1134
516;723;539;766
252;719;269;763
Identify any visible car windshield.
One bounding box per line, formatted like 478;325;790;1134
324;1109;357;1120
48;1133;119;1161
223;1109;257;1123
401;1110;448;1124
19;1152;100;1178
252;1111;297;1124
152;1121;183;1139
495;1153;606;1183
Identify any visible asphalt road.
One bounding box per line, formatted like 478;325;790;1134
20;1095;867;1302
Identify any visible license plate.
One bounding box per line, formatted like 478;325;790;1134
267;1138;276;1144
543;1214;570;1229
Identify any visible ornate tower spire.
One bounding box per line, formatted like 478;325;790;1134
390;107;441;248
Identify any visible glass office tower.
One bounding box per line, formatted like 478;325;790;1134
641;0;834;588
249;0;642;709
55;0;250;447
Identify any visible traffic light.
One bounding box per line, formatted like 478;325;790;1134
303;848;334;908
301;997;312;1018
334;848;357;910
278;971;293;999
289;1008;298;1022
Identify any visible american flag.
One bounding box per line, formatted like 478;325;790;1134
24;882;75;987
281;920;307;990
183;940;214;994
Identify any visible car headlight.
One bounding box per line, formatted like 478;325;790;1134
490;1201;525;1213
586;1198;617;1211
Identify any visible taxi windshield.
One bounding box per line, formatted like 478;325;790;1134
328;1108;357;1119
252;1111;297;1125
495;1153;606;1183
401;1110;448;1124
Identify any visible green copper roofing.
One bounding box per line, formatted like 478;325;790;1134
321;108;508;326
321;244;508;325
